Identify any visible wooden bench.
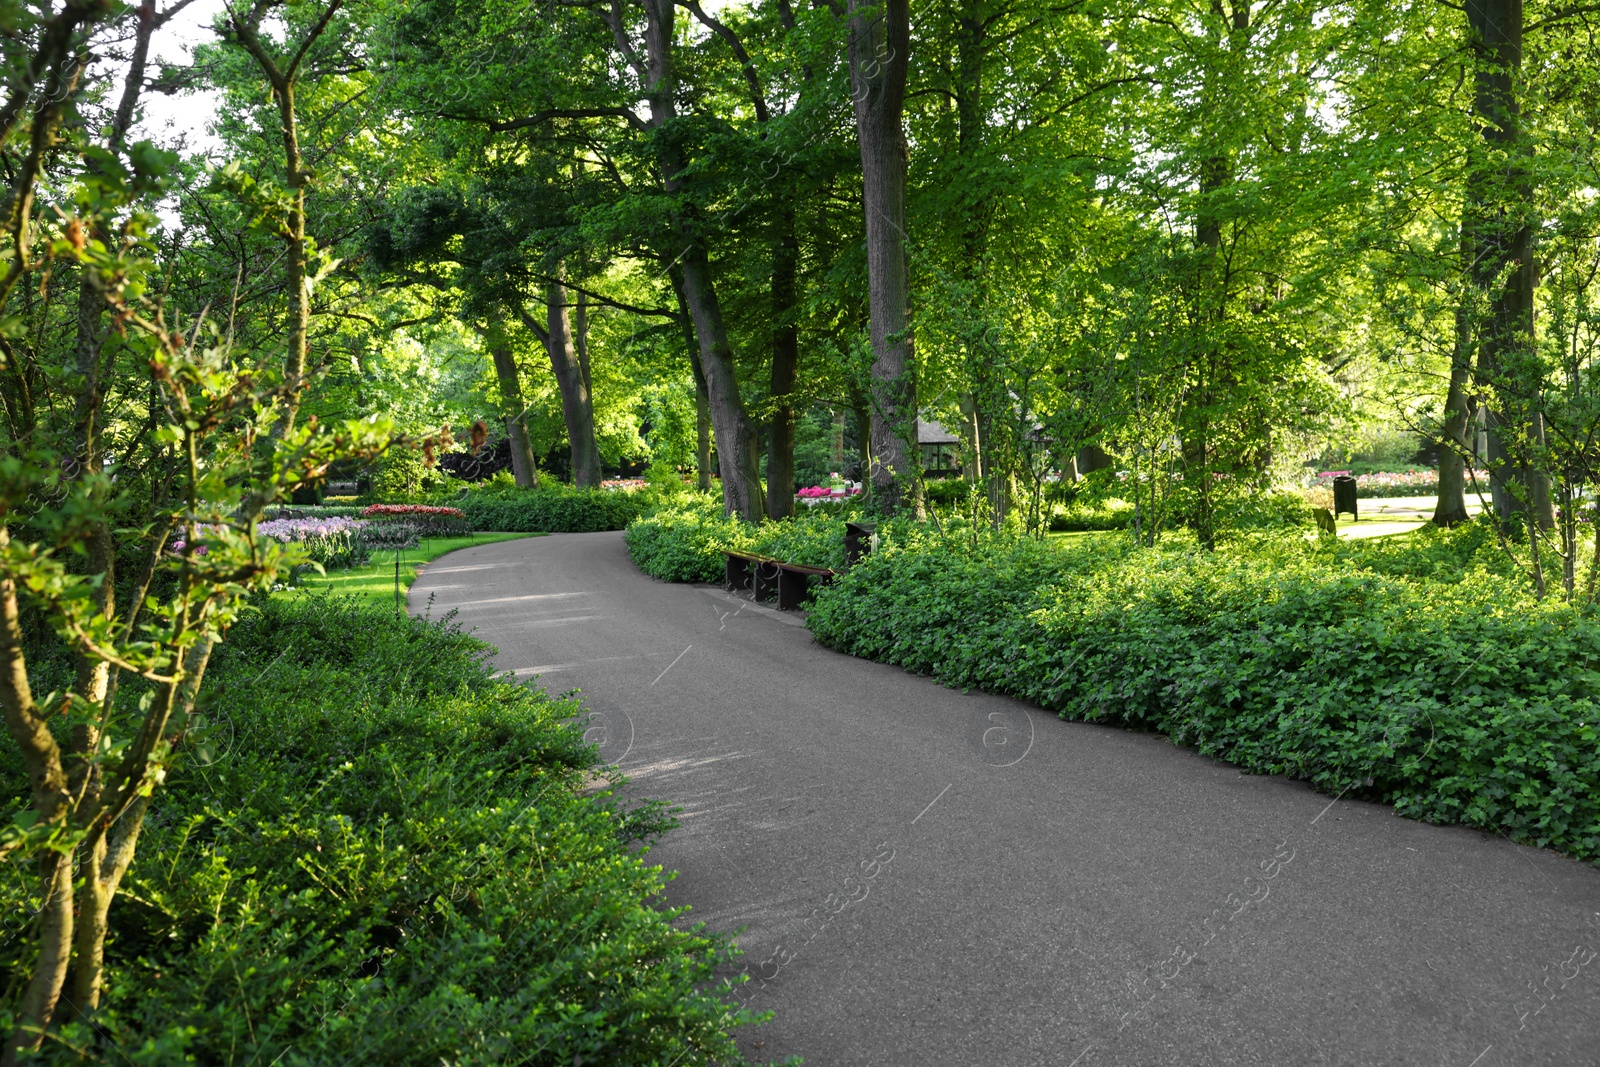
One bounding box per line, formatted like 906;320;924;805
725;550;836;610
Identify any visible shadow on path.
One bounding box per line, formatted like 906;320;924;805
411;531;1600;1067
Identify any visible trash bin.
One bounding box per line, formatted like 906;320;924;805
844;521;877;566
1332;475;1358;521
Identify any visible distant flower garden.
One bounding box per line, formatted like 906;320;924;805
1311;468;1489;498
797;476;862;504
798;487;862;503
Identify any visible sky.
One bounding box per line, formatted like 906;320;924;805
135;0;229;157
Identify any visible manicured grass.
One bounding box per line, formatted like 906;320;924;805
278;532;542;610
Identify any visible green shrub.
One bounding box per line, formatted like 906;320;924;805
748;513;849;571
807;527;1600;862
625;499;749;582
459;484;661;533
1;599;767;1064
1050;497;1136;532
624;501;849;583
923;478;970;508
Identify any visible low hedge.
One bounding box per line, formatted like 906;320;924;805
264;504;364;520
6;598;766;1064
806;524;1600;861
458;484;663;533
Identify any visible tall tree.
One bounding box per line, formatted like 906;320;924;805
522;281;603;488
1464;0;1551;528
481;319;540;487
848;0;917;514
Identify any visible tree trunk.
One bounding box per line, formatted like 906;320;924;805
1076;444;1112;477
1180;2;1249;552
677;252;765;517
848;0;917;514
695;385;712;490
543;282;602;489
635;0;762;519
767;211;800;519
1433;267;1473;525
959;393;983;488
849;387;871;486
830;409;845;471
672;278;715;491
484;322;539;488
1465;0;1550;528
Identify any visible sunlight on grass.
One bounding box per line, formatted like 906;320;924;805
277;532;543;611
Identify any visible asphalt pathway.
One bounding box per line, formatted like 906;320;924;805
410;531;1600;1067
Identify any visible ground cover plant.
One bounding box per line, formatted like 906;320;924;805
803;523;1600;862
0;597;766;1064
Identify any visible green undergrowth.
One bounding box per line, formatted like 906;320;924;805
5;598;768;1064
624;499;848;583
806;522;1600;861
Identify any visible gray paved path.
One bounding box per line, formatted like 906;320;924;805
411;531;1600;1067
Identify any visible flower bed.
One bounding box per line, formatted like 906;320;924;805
797;483;862;505
361;503;470;537
259;515;370;570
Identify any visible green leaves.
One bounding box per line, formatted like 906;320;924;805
10;598;763;1065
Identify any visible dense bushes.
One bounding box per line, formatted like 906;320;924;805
625;500;847;583
2;599;764;1064
806;524;1600;861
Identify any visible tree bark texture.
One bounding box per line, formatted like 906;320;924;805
1434;261;1474;525
848;0;917;514
544;282;603;489
672;282;715;490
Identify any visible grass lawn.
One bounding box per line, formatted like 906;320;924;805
277;532;542;611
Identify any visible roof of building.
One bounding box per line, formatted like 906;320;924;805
917;418;961;444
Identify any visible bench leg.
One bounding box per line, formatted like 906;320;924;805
755;562;781;604
777;568;808;610
725;556;752;593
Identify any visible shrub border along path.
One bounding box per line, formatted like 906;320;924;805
415;530;1600;1066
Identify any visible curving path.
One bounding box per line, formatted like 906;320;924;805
411;531;1600;1067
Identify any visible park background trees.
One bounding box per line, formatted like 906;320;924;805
7;0;1600;1050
